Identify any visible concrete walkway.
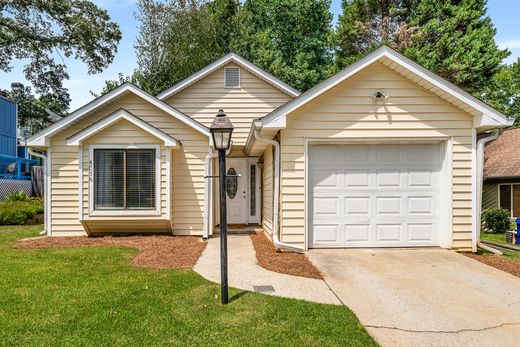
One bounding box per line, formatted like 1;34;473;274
307;248;520;347
194;235;340;305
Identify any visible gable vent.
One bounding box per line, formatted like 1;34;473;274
225;67;240;88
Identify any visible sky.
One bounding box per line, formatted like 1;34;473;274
1;0;519;111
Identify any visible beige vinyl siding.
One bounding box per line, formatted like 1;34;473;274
279;62;474;249
262;144;274;235
165;63;292;147
482;181;499;212
49;93;208;236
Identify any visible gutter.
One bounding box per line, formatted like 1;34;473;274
27;148;49;236
253;124;304;253
475;129;502;254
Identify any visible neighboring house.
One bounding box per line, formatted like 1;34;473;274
0;93;17;157
483;128;520;218
26;46;511;252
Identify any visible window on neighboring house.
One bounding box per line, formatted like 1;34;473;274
499;184;520;217
94;148;156;210
224;67;240;88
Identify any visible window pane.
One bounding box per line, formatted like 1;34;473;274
126;149;155;209
250;165;256;216
513;186;520;218
500;185;512;214
94;150;124;209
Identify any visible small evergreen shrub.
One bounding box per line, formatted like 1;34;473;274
0;199;44;225
4;191;31;203
482;208;511;233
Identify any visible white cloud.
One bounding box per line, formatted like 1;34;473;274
499;40;520;50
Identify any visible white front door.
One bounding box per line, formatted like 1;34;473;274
309;143;442;248
226;158;247;224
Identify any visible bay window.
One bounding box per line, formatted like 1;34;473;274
93;148;156;210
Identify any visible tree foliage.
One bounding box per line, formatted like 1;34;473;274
133;0;239;96
335;0;509;94
481;58;520;124
8;84;66;137
232;0;334;92
0;0;122;110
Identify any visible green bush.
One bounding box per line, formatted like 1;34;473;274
0;199;44;225
482;208;511;233
4;191;31;203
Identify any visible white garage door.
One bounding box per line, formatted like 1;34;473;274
309;143;442;248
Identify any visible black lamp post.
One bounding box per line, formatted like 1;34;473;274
210;109;234;305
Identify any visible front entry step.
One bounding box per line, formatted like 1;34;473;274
214;225;262;235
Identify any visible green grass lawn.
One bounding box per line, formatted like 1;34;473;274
480;231;520;261
481;231;508;244
0;225;376;347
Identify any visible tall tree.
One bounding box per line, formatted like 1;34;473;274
481;58;520;124
405;0;509;93
0;0;122;111
134;0;238;96
233;0;334;92
335;0;509;94
335;0;418;66
9;84;65;136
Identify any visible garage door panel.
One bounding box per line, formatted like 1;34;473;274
407;223;435;242
376;197;402;215
408;170;434;187
345;225;370;242
345;170;370;187
311;169;339;189
408;196;433;215
313;225;340;244
345;197;370;216
309;143;442;248
376;224;402;242
376;170;402;188
313;197;339;216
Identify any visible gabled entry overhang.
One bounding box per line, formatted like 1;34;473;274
26;82;209;147
66;109;180;147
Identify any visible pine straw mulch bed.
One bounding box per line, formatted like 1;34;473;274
462;252;520;277
15;235;207;270
250;232;323;279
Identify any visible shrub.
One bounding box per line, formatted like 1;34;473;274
4;191;31;203
0;199;44;225
482;208;511;233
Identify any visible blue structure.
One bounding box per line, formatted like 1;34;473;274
0;154;38;179
0;95;17;157
0;94;38;180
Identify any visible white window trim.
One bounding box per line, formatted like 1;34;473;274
497;183;520;218
88;144;162;217
224;67;241;89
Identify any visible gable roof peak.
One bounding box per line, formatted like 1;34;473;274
156;52;300;100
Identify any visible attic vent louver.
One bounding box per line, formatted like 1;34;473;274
225;67;240;88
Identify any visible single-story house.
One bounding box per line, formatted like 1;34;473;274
483;128;520;218
26;46;512;252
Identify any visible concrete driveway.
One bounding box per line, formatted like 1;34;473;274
307;248;520;347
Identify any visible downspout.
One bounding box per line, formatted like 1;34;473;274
475;129;502;254
203;143;233;240
28;148;48;236
253;127;304;253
